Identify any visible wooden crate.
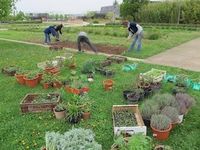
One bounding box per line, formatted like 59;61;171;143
20;93;60;113
112;105;146;136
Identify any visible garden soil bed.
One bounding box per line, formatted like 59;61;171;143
50;40;126;55
20;93;60;113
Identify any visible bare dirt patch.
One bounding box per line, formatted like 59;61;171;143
51;40;126;55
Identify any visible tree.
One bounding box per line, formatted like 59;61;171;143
120;0;149;20
0;0;16;20
86;11;95;19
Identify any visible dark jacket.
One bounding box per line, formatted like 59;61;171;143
128;22;138;34
55;24;63;34
44;26;57;36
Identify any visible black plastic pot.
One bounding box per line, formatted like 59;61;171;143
127;93;140;104
144;88;153;97
143;118;151;127
68;116;81;124
123;90;133;100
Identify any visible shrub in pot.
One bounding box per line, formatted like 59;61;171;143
175;74;188;88
81;60;95;74
127;134;153;150
140;100;160;127
42;73;53;89
53;103;66;119
24;71;39;88
45;61;55;73
15;69;27;85
153;93;179;110
2;65;19;76
80;94;93;120
175;93;195;122
36;68;43;83
172;86;186;95
161;106;179;128
45;128;102;150
52;76;62;88
67;101;82;124
150;114;172;141
64;54;76;69
126;88;144;104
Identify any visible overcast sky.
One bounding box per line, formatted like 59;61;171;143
15;0;123;14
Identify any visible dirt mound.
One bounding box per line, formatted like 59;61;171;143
51;40;126;55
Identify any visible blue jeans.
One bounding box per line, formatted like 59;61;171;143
44;33;51;43
128;31;143;52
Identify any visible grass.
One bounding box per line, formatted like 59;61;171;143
0;24;200;59
0;40;200;150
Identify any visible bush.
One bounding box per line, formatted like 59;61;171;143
151;114;171;131
148;33;160;40
161;106;179;123
45;128;102;150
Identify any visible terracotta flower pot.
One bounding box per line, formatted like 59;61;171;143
69;64;76;69
151;124;172;141
53;108;66;119
38;73;43;83
171;120;180;129
24;75;39;88
81;87;90;93
50;68;60;75
15;74;25;85
82;112;91;120
103;79;114;91
53;81;62;88
45;67;55;73
43;82;51;89
65;86;80;95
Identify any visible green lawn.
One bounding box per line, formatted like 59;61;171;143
0;40;200;150
0;24;200;59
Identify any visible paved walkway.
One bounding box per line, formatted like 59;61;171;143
145;38;200;72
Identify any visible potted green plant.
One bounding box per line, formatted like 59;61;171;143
80;94;93;120
67;101;82;124
23;71;39;88
175;74;188;88
36;68;44;83
140;100;159;127
45;61;55;73
53;103;66;119
126;88;144;104
64;55;76;69
81;60;95;74
15;69;27;85
175;93;195;123
2;65;19;76
127;134;153;150
111;135;127;150
52;76;62;89
161;106;179;129
42;73;53;89
153;93;179;110
150;114;172;141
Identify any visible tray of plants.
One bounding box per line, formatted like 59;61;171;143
140;68;166;83
20;93;60;113
112;105;146;136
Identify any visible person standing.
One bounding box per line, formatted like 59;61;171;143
55;24;63;41
77;32;98;53
127;22;143;52
44;25;57;44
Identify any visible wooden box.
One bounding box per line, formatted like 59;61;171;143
112;105;146;136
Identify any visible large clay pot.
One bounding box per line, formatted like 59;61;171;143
24;75;39;88
103;79;114;91
43;82;51;89
151;124;172;141
82;112;91;120
15;74;25;85
53;108;66;119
